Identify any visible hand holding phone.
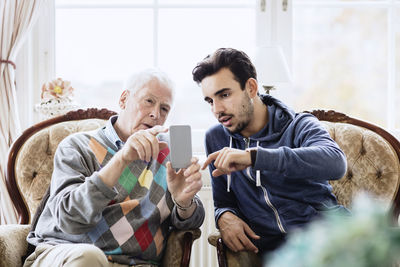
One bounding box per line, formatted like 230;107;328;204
169;125;192;169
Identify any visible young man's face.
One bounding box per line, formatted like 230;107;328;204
201;68;254;134
119;79;173;136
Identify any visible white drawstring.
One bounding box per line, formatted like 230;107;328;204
256;141;261;187
227;136;232;192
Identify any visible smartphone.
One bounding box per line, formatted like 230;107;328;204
169;125;192;169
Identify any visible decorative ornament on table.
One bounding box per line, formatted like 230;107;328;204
35;78;79;120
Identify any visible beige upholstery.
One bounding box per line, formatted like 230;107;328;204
322;121;400;208
16;119;106;221
1;109;200;267
208;110;400;267
0;225;30;267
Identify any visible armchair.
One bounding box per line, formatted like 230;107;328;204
208;109;400;267
0;108;200;267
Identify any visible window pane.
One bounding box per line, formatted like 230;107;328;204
396;8;400;129
158;8;256;131
291;7;387;126
55;6;255;154
55;8;153;111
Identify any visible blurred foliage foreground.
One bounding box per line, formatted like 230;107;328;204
265;194;400;267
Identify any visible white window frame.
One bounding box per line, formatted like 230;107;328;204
18;0;399;139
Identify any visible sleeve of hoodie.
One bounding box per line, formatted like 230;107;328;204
46;136;117;235
205;132;242;228
254;114;347;180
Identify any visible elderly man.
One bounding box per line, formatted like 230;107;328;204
192;48;347;255
24;69;205;266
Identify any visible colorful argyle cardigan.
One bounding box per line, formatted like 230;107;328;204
26;129;189;266
87;136;173;265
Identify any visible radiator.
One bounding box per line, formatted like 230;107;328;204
189;170;218;267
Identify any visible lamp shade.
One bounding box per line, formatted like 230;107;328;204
254;45;291;86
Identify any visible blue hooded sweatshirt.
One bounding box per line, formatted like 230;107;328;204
205;94;347;250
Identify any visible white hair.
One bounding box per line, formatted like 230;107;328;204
124;68;175;100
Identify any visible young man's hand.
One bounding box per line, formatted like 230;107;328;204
218;212;260;253
202;147;252;177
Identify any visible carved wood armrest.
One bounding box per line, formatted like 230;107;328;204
163;228;201;267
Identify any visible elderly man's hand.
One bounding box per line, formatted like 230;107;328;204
166;157;203;217
120;125;168;164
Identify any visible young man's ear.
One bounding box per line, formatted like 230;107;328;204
246;78;259;98
119;90;130;109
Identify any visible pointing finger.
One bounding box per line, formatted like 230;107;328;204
148;125;168;136
202;152;219;170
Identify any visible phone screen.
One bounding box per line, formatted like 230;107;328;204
169;125;192;169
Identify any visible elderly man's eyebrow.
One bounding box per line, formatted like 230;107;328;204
145;93;172;108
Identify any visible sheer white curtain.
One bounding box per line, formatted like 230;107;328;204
0;0;47;224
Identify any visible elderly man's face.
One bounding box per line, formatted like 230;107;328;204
119;79;173;136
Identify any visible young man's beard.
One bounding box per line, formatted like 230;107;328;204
228;92;254;134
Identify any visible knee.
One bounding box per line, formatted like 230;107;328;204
66;244;109;267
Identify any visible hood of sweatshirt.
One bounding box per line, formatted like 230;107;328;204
222;94;296;142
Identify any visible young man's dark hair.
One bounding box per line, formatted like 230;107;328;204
192;48;257;89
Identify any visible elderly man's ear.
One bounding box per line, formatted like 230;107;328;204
119;90;130;109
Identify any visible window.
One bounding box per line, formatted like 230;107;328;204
51;0;256;153
23;0;400;149
283;0;399;136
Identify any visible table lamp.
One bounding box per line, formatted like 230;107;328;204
254;45;291;94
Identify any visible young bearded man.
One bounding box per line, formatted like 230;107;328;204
192;48;347;254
